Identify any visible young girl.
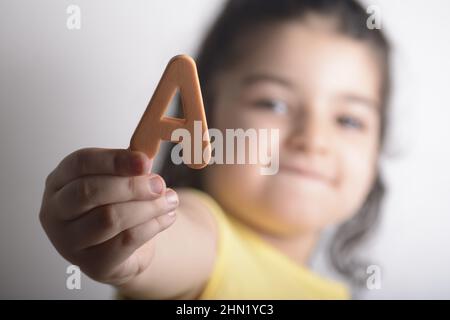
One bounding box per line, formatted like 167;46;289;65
39;0;390;299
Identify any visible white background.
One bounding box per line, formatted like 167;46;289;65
0;0;449;299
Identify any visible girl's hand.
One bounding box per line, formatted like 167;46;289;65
39;148;179;285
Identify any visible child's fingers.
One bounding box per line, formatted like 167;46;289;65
68;195;179;250
79;211;177;280
46;148;152;191
53;174;166;221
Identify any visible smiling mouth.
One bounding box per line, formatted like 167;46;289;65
279;164;334;185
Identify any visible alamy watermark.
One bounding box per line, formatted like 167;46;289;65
170;121;280;175
66;5;81;30
66;264;81;290
366;5;382;30
366;264;382;290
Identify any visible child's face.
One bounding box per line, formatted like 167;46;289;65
204;17;382;236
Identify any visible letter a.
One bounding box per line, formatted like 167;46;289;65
129;55;211;169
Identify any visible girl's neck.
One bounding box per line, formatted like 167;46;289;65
258;228;320;266
220;201;320;267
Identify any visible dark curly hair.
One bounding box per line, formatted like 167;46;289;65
160;0;391;288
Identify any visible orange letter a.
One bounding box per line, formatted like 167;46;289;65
129;55;211;169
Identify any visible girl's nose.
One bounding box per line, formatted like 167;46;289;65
286;107;331;156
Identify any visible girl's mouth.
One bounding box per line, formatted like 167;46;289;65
279;163;335;186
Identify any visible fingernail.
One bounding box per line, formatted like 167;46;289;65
149;176;163;194
165;189;179;206
167;211;176;217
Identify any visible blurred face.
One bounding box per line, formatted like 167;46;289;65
203;17;382;236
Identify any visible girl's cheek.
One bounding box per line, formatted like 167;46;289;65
337;138;378;214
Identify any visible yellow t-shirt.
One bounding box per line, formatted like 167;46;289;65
191;189;350;300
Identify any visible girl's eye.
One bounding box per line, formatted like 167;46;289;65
336;115;365;130
252;99;288;114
